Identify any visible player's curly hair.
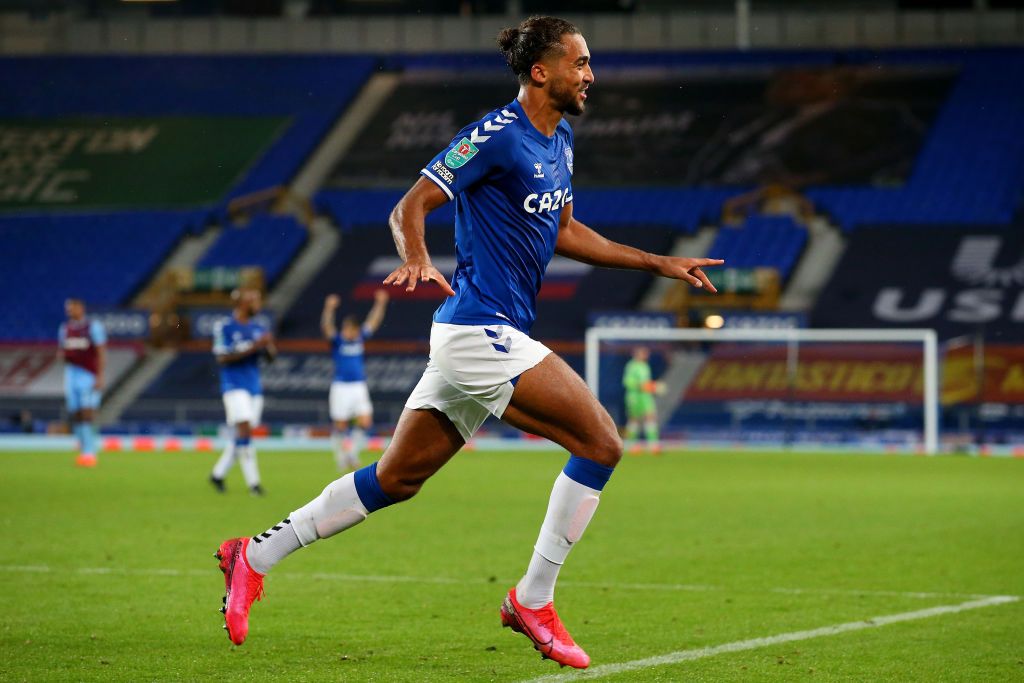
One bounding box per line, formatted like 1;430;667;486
497;16;580;85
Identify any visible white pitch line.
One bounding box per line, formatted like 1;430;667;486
0;564;1001;601
520;595;1020;683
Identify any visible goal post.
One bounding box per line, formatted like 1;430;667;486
585;327;940;454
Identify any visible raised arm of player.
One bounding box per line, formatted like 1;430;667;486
363;290;390;335
555;202;724;292
384;178;456;296
321;294;339;340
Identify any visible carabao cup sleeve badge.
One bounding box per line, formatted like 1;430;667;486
444;137;479;169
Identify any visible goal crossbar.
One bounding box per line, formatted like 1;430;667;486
585;327;939;454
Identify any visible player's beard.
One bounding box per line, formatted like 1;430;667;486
551;78;586;116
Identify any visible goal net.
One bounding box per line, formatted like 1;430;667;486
585;327;940;454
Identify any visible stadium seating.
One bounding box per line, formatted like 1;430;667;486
0;211;203;340
198;215;308;286
0;55;377;203
388;49;1024;233
707;215;808;280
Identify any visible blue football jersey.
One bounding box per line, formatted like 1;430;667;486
331;325;372;382
212;316;266;394
420;98;574;334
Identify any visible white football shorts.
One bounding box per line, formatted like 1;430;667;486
406;322;551;441
222;389;264;426
329;381;373;421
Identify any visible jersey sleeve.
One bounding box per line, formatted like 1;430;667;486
89;320;107;346
360;324;373;341
420;119;512;201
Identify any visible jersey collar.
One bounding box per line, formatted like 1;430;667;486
508;99;558;145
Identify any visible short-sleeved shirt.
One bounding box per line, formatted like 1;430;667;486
420;98;574;335
623;359;652;394
212;316;266;395
58;318;106;376
332;325;372;383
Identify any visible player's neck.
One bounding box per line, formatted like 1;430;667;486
516;89;563;138
234;309;251;323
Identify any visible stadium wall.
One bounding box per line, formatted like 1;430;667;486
3;9;1024;55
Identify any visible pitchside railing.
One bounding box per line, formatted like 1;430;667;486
585;327;939;454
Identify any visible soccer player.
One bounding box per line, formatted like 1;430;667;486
216;16;722;667
623;346;662;454
58;298;106;468
321;290;390;472
209;288;276;496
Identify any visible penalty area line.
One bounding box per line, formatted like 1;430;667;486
520;595;1020;683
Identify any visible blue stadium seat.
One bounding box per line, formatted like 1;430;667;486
197;215;307;286
0;212;201;340
0;56;376;205
706;215;808;280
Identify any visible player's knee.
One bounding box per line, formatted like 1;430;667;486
585;431;623;467
376;468;425;502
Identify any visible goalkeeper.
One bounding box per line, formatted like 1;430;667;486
623;346;662;454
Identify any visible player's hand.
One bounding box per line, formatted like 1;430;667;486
652;256;724;292
94;377;105;391
374;289;390;304
325;294;341;309
383;260;455;296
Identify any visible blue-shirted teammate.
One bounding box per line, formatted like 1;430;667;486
209;288;276;496
58;298;106;468
321;290;390;472
217;16;723;665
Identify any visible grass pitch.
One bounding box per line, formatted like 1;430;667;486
1;447;1022;682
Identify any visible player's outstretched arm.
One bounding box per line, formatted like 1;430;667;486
363;290;390;334
384;178;455;296
321;294;339;340
554;203;723;291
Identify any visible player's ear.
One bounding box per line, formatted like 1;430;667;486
530;61;548;86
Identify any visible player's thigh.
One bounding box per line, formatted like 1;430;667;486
328;383;348;422
251;394;264;426
375;407;464;500
501;353;622;466
349;384;373;429
223;390;254;426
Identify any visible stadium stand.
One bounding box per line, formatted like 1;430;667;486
0;211;204;340
197;215;308;287
276;224;678;341
7;47;1024;438
378;48;1024;234
0;56;376;205
0;55;375;341
707;215;808;281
